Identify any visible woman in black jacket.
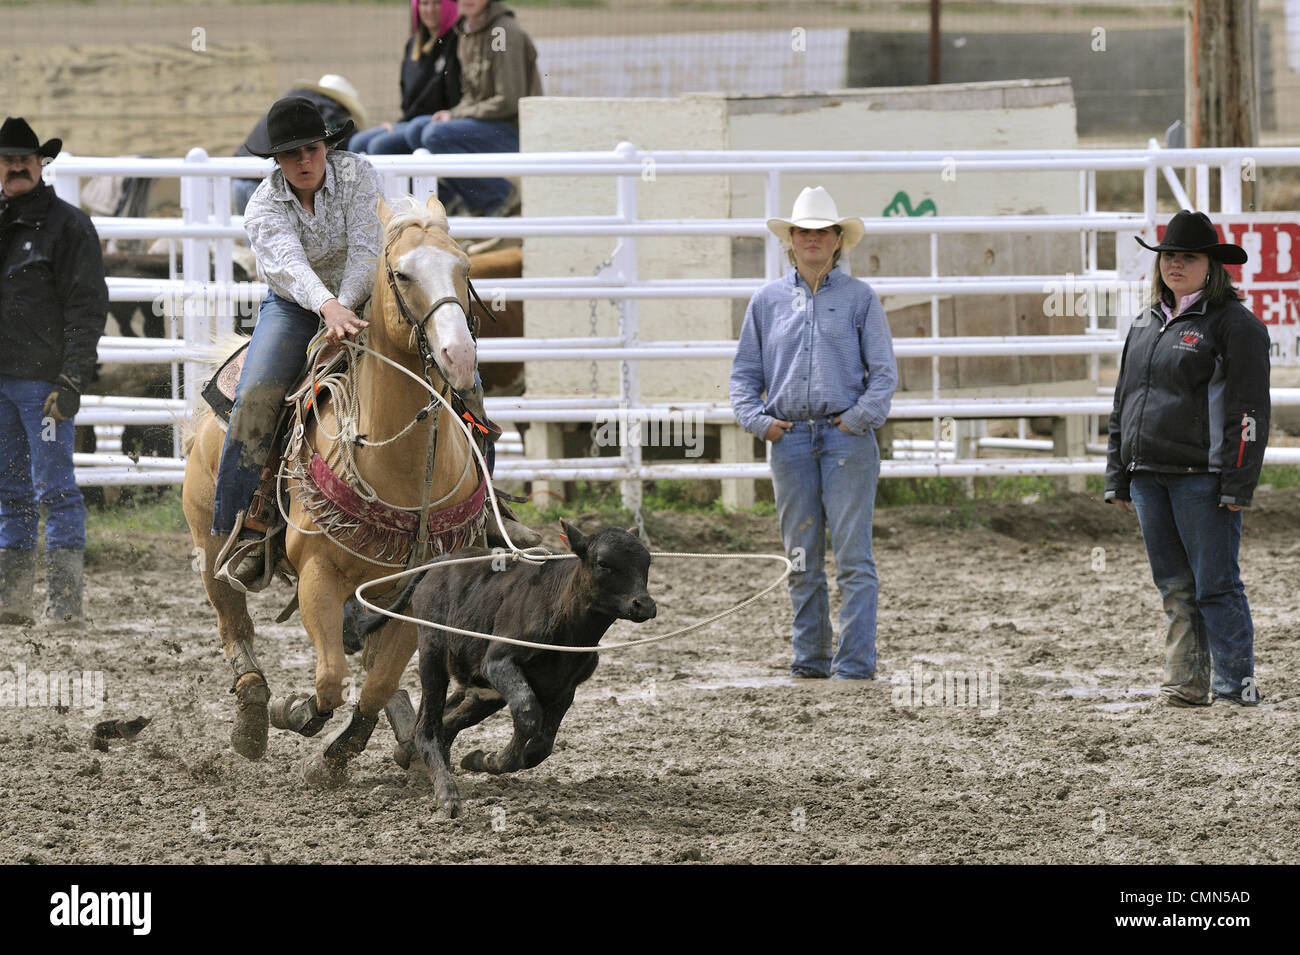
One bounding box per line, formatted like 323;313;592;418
1105;210;1272;707
350;0;461;155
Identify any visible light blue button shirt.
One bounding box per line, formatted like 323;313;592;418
730;266;897;437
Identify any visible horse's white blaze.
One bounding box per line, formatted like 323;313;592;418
398;245;476;391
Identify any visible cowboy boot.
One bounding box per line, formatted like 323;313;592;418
213;510;272;594
44;548;84;627
0;549;37;626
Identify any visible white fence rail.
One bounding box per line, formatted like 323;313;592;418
48;143;1300;494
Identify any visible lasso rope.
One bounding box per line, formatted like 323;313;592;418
330;335;794;654
274;327;480;567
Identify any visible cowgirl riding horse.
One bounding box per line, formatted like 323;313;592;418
213;96;529;590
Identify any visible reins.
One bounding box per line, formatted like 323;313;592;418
380;237;472;569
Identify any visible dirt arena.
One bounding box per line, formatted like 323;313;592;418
1;490;1297;865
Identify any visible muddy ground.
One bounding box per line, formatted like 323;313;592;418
1;489;1297;865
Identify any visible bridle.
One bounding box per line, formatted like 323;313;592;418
379;231;495;567
382;234;497;394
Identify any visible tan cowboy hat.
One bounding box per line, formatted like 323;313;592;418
766;186;865;250
294;74;369;129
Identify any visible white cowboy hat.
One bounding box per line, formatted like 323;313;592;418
766;186;865;250
293;74;369;129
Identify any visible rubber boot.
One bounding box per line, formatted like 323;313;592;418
44;548;85;627
0;549;37;626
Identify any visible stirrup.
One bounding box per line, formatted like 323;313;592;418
214;510;274;594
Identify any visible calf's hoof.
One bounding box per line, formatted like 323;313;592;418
299;753;349;789
231;678;270;760
437;790;461;819
392;739;423;770
461;749;493;774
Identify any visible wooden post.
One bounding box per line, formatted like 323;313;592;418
1052;416;1086;494
524;423;567;503
720;425;756;510
1185;0;1259;208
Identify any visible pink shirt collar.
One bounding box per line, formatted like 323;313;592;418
1159;289;1203;324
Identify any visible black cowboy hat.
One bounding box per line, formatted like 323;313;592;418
0;117;62;160
243;96;354;159
1135;209;1247;265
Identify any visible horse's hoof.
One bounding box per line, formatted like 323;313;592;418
269;692;332;737
299;753;348;789
440;795;461;819
231;680;270;760
231;705;269;760
268;692;307;731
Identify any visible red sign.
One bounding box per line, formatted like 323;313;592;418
1154;221;1300;326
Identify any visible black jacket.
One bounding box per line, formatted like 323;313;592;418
1105;294;1271;507
0;184;108;385
401;30;461;120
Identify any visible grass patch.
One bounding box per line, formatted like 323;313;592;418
83;487;188;568
1257;465;1300;492
876;474;1106;508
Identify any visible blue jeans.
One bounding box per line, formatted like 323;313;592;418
355;120;423;155
0;376;86;551
212;293;321;536
231;177;260;216
414;117;517;213
1130;471;1257;704
770;420;881;679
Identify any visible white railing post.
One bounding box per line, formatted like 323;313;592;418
48;153;81;207
764;170;782;281
410;148;439;208
1220;159;1242;213
613;142;641;517
930;231;942;464
180;148;214;419
211;166;235;338
1142;159;1158;235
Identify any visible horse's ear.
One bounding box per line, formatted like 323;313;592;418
425;193;448;231
377;195;393;229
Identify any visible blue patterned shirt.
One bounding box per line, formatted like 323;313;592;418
730;266;897;437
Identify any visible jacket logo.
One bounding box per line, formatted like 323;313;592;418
1174;330;1204;353
1181;333;1199;345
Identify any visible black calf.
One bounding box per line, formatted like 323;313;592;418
358;521;655;817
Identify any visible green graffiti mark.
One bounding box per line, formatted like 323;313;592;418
883;191;937;217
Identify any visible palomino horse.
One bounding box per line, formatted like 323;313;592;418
182;194;481;784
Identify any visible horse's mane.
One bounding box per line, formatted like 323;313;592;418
384;196;447;243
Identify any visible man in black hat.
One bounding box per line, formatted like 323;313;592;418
0;117;108;626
